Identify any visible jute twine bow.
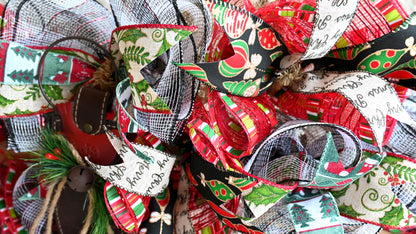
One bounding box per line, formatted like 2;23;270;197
268;63;304;95
91;58;116;91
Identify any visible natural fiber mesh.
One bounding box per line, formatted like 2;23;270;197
341;216;382;234
113;0;212;143
1;0;116;57
248;202;295;233
247;122;361;185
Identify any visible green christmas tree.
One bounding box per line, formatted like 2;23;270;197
320;195;338;222
8;69;35;83
290;204;315;228
12;46;41;62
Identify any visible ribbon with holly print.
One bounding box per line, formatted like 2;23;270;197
330;152;416;232
189;119;384;233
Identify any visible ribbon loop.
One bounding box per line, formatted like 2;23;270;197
85;130;176;196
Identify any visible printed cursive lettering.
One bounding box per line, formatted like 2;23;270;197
106;165;126;183
332;0;348;7
354;94;367;108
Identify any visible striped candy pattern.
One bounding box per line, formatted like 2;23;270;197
104;182;150;233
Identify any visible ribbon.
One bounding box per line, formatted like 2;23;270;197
187;89;277;168
85;130;176;196
297;71;416;149
189;119;384;233
111;24;198;115
0;40;98;117
104;182;150;233
176;0;358;96
304;13;416;79
286;193;344;234
110;0;213;143
331;152;416;231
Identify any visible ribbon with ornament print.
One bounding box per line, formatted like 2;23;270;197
329;152;416;232
110;24;197;115
187;153;294;234
139;185;175;234
175;0;358;97
303;13;416;83
188;120;384;233
101;130;169;233
245;121;384;217
0;40;99;117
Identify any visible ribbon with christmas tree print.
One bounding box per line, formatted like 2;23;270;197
287;193;344;234
0;40;99;117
